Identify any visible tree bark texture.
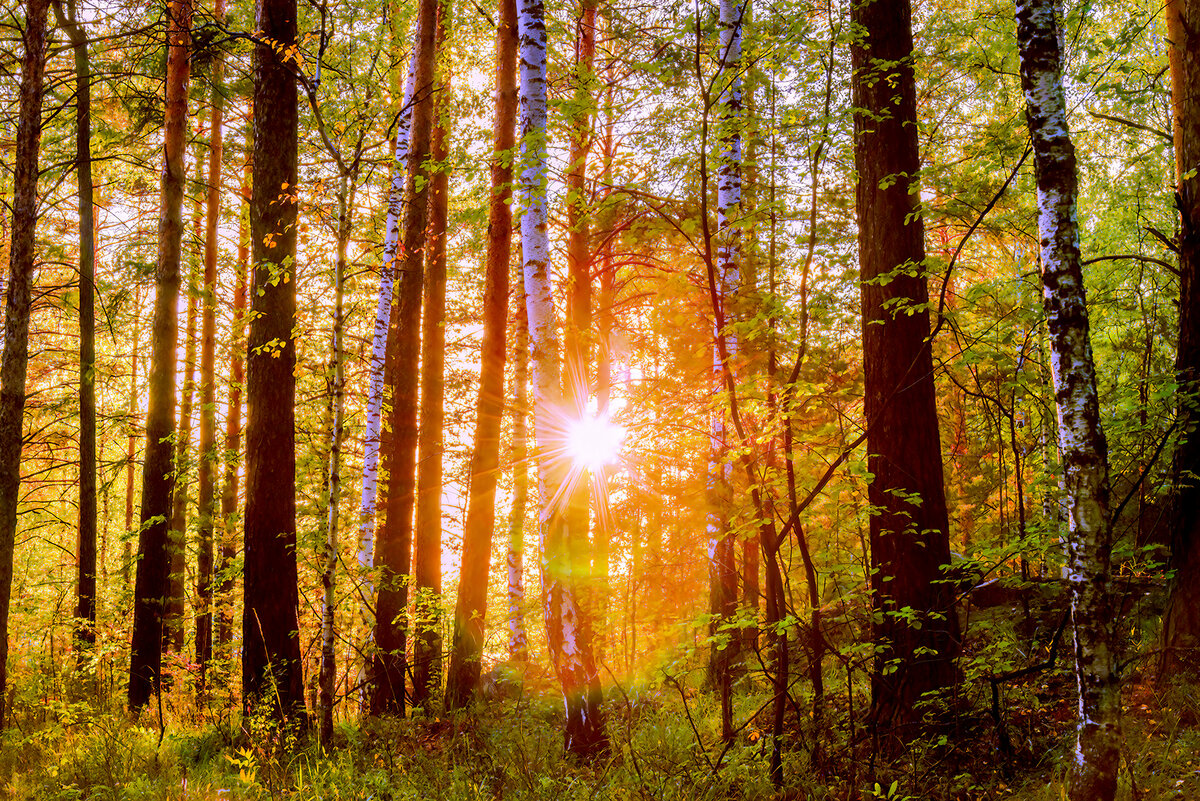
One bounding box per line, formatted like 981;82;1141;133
445;0;517;708
0;0;49;729
850;0;960;737
508;267;531;663
129;0;190;712
372;0;440;716
243;0;305;723
1014;1;1120;797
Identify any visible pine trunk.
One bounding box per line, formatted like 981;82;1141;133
129;0;190;711
243;0;305;723
850;0;960;738
445;0;517;707
1014;1;1120;797
0;0;49;729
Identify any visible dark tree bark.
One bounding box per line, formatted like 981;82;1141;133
372;0;440;716
129;0;191;712
1160;0;1200;678
1014;1;1120;797
849;0;960;737
0;0;49;729
195;0;226;688
412;0;452;710
444;0;517;709
53;0;98;661
243;0;305;723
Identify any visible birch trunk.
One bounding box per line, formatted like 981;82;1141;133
0;0;49;729
129;0;190;711
519;0;607;755
445;0;518;708
508;266;530;663
1015;1;1120;797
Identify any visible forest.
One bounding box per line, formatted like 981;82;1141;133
0;0;1196;796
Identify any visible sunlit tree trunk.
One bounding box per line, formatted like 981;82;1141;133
54;0;98;662
243;0;305;723
508;267;530;663
850;0;960;738
123;288;142;592
372;0;440;717
0;0;49;729
1160;0;1200;678
445;0;517;709
1014;1;1120;797
413;0;452;710
129;0;190;712
519;0;607;755
195;0;226;690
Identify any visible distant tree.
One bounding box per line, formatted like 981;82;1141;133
0;0;49;729
129;0;191;712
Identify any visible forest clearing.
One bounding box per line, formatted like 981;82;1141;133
0;0;1198;796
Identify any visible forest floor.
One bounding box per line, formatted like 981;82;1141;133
1;662;1198;800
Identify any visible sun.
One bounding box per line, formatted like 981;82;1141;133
566;412;626;472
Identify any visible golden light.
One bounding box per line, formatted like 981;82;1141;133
566;412;626;472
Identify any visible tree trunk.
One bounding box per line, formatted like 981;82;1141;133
372;0;441;716
1014;2;1120;797
124;288;142;592
0;0;49;729
54;0;97;662
850;0;960;739
243;0;305;724
318;171;352;744
413;0;452;710
195;0;226;691
507;267;530;663
1160;0;1200;678
445;0;517;709
129;0;190;712
519;0;607;755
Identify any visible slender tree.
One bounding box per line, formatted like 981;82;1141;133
129;0;192;711
1160;0;1200;676
1014;0;1120;796
243;0;305;722
0;0;49;729
850;0;960;737
53;0;98;660
445;0;518;707
507;268;531;664
372;0;441;716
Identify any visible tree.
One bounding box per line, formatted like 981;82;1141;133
519;0;607;755
1160;0;1200;677
372;0;441;716
1014;0;1121;796
52;0;98;662
0;0;49;729
129;0;191;712
243;0;305;722
849;0;960;736
445;0;518;708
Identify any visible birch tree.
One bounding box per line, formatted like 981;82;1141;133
1014;0;1120;796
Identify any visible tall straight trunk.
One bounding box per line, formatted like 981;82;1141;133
54;0;97;660
359;22;422;631
1160;0;1200;677
217;160;249;656
129;0;190;712
318;171;352;743
124;296;141;592
705;0;742;743
372;0;440;717
195;0;226;688
413;0;452;710
519;0;607;756
1014;2;1120;798
244;0;305;723
0;0;49;729
445;0;518;708
507;267;530;663
850;0;959;737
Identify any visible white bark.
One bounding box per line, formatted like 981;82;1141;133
1014;0;1120;798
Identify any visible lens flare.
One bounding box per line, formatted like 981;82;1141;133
566;413;626;472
